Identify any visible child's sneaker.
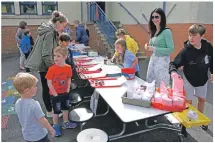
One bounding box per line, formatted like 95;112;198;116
53;124;61;137
62;122;77;129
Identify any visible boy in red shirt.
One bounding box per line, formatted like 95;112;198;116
46;46;77;137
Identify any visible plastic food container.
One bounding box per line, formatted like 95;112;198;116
121;68;136;80
173;103;211;128
72;51;81;56
151;88;186;112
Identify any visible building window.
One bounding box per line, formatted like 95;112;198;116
42;2;58;15
1;2;15;15
20;2;37;15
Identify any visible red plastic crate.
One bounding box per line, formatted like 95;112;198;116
151;88;186;112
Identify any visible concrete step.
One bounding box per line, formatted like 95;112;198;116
112;21;121;25
137;56;149;60
136;52;145;57
101;37;107;42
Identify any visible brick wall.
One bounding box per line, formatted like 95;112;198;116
2;26;39;54
123;24;213;60
2;24;106;55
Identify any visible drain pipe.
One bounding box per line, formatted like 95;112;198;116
81;2;83;21
163;1;166;13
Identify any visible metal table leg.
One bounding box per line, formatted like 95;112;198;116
109;118;183;141
95;105;110;117
80;122;87;131
109;123;126;140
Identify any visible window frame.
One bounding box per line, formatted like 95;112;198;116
19;2;38;15
42;2;58;15
1;2;15;15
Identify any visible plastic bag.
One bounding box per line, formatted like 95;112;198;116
172;74;184;97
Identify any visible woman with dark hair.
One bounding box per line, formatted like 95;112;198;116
145;8;174;87
25;11;68;118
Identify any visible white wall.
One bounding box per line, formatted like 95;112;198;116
2;2;87;26
2;1;212;26
106;2;213;24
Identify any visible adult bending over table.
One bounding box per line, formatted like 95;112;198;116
72;20;89;46
111;29;139;62
25;11;68;117
145;8;174;87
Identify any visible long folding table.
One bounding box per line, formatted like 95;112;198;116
73;54;185;141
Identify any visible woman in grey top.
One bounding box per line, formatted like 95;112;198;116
15;21;27;70
25;11;68;117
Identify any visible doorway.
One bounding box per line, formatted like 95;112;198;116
96;2;105;13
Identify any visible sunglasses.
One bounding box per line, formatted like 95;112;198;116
152;16;159;19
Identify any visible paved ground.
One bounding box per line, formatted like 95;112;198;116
1;53;213;142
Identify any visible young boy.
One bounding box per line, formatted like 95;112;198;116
14;73;55;142
59;33;78;79
169;24;213;129
20;29;31;72
15;21;27;70
46;46;77;137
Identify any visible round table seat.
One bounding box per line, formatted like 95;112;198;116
70;83;78;90
69;92;82;104
77;128;108;142
69;108;93;122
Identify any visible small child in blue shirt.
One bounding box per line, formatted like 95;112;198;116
115;38;140;77
21;29;31;72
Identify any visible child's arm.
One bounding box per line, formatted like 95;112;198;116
47;80;58;96
208;42;213;75
34;101;55;137
15;29;22;44
67;79;71;93
127;51;138;69
208;42;213;83
169;48;186;75
131;57;138;69
67;66;73;93
39;117;55;137
45;67;58;96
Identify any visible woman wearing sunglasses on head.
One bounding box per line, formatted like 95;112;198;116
145;8;174;87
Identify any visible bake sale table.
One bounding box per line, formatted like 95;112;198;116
94;77;184;141
73;55;186;141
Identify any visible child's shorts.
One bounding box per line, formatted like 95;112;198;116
183;76;208;100
51;93;70;114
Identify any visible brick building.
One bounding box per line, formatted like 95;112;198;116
1;1;213;59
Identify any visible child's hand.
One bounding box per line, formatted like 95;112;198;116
50;128;56;137
171;72;181;79
210;74;213;83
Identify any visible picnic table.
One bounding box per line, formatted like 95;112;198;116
71;46;211;142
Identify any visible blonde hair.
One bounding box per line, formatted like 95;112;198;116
115;29;126;36
13;73;38;94
54;46;68;57
189;24;206;36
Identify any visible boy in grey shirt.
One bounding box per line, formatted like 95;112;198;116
14;73;55;142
